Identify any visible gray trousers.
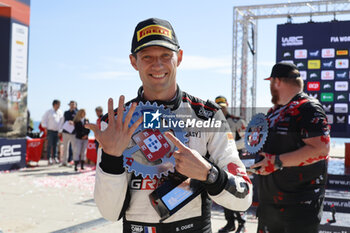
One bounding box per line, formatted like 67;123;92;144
73;138;88;162
61;132;76;165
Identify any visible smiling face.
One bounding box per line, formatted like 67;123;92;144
130;46;183;101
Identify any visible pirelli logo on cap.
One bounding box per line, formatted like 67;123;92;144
137;25;172;42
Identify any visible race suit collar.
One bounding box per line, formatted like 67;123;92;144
136;84;182;110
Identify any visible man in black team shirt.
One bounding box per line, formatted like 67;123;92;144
251;62;330;233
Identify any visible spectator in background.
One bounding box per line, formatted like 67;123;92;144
39;122;46;138
27;110;33;134
94;106;103;156
215;96;246;153
61;100;78;166
215;96;247;233
73;109;90;171
41;99;64;165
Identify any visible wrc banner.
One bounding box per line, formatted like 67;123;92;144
0;138;26;171
276;21;350;138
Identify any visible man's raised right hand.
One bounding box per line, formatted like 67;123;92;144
85;96;143;157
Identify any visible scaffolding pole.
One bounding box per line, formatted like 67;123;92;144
232;0;350;121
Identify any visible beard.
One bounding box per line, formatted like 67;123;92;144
270;85;279;105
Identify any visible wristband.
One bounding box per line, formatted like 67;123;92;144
204;165;219;184
274;154;283;170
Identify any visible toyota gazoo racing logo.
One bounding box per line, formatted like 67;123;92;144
322;48;335;58
321;70;334;80
0;144;22;157
294;49;307;59
130;177;160;190
143;109;222;129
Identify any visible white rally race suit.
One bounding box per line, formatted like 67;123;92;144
94;86;252;233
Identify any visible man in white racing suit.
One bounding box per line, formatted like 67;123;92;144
86;18;252;233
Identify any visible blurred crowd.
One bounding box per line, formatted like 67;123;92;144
33;100;103;171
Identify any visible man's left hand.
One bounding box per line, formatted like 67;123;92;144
164;132;211;181
250;152;278;176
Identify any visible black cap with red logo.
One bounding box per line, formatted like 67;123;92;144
131;18;180;54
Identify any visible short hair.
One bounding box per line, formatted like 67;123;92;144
277;69;304;89
278;76;304;89
95;106;103;112
52;100;60;106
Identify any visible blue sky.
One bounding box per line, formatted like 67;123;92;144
27;0;349;123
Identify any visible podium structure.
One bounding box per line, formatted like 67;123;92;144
0;0;30;170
